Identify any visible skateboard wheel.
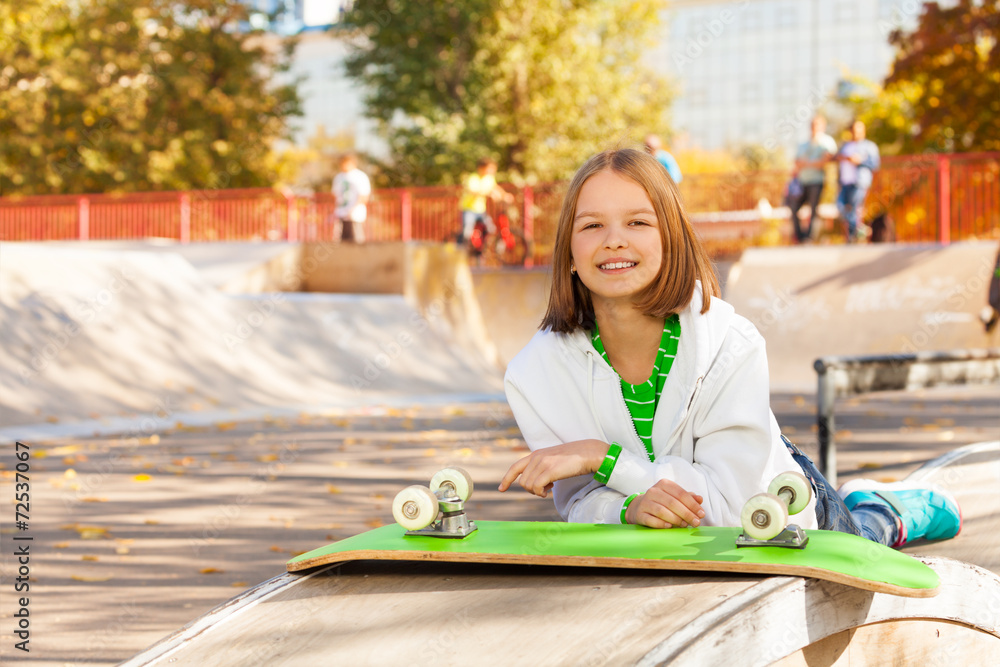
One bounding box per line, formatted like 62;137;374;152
392;485;439;531
768;471;812;515
430;466;474;502
740;493;789;541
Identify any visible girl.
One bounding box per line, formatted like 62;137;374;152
498;147;961;548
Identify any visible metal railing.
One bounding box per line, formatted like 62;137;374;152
2;152;997;264
813;348;1000;487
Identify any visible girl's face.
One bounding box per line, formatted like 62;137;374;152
570;169;663;311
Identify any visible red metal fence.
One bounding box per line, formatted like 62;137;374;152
2;152;997;264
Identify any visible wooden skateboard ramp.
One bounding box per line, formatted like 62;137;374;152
122;443;1000;666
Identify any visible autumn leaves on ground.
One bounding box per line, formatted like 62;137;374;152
3;386;999;665
2;402;548;665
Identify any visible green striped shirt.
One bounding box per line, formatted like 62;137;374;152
591;314;681;462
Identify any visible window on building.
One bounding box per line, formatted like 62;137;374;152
835;1;859;23
776;1;799;28
741;82;761;104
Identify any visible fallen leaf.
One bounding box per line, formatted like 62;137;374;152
215;421;237;431
366;518;384;529
82;555;99;562
133;474;152;482
54;542;70;549
71;575;113;582
423;448;437;457
199;567;223;575
230;581;249;587
81;497;108;503
45;416;60;423
79;527;111;540
326;484;342;494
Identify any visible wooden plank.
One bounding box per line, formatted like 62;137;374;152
123;556;1000;667
773;619;1000;666
123;561;766;666
640;557;1000;667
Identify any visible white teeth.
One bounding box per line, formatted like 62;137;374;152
600;261;636;270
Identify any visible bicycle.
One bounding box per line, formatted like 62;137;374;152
467;204;531;267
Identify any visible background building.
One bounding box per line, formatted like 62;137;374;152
660;0;923;154
246;0;929;161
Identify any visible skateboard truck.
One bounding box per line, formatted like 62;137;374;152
736;524;808;549
404;488;478;539
737;471;813;548
392;467;478;539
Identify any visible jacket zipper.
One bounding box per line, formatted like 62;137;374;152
614;373;655;463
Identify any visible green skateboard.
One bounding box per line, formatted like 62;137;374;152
287;468;939;598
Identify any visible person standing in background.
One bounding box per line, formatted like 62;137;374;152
836;120;880;243
789;116;837;243
644;134;683;184
332;153;371;243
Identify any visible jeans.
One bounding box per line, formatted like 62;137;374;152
789;182;824;242
782;436;899;547
836;184;868;238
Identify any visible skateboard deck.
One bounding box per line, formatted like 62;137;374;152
287;520;939;598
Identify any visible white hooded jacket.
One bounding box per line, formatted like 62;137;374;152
504;283;818;529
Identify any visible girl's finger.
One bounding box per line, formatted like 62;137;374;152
498;455;531;492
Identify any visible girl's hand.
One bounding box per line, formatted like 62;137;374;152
498;440;608;498
625;479;705;528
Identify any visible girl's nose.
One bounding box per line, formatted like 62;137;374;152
603;222;628;249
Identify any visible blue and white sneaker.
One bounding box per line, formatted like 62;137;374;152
838;479;962;547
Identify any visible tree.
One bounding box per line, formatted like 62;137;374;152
847;0;1000;154
0;0;301;195
339;0;672;186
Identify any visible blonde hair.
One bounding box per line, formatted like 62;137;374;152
541;147;720;333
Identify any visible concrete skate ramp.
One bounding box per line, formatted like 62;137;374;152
471;268;551;365
726;242;1000;391
0;243;502;430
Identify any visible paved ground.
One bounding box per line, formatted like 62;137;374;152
1;385;997;666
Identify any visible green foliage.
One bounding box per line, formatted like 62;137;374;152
847;0;1000;154
339;0;673;186
0;0;301;195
